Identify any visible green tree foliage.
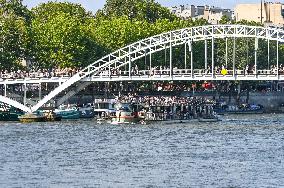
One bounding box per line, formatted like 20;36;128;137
30;2;102;68
102;0;176;22
0;0;30;20
0;0;29;69
94;16;151;52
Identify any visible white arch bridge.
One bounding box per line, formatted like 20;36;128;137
1;24;284;113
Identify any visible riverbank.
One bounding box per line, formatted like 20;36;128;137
60;91;284;113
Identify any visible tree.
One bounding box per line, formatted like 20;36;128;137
94;16;152;52
29;2;103;68
102;0;176;23
219;15;231;24
0;0;30;20
0;0;29;70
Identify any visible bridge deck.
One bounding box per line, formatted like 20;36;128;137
0;69;283;84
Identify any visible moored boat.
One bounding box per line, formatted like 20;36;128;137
0;111;23;121
0;107;23;121
19;113;46;123
41;110;62;121
78;103;95;118
225;104;264;114
93;99;116;118
54;105;80;119
198;103;221;122
111;103;141;124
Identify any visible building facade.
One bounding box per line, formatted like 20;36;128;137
169;5;233;24
235;2;284;27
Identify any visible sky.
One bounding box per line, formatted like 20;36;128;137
22;0;263;13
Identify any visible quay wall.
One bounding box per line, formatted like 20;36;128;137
182;91;284;113
240;92;284;112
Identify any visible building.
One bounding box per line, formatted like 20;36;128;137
169;5;196;19
169;5;234;24
235;2;284;27
203;6;233;24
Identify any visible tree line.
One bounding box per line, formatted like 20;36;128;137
1;0;283;71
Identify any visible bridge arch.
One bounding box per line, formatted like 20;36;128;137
31;24;284;112
0;96;31;113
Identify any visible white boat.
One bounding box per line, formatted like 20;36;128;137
111;103;141;124
94;99;116;118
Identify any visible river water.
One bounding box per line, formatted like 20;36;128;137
0;114;284;187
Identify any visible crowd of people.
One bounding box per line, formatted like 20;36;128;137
2;64;284;80
114;94;217;120
78;64;284;78
0;67;80;79
117;93;215;107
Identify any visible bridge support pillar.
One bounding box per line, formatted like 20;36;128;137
23;83;27;106
150;41;152;76
267;39;270;70
170;33;173;78
211;37;214;78
184;43;187;69
225;38;228;68
233;37;236;78
4;84;7;97
188;40;193;78
277;34;279;79
39;83;42;100
205;39;208;70
129;53;131;78
255;38;258;77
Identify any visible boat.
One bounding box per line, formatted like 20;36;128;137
198;103;221;122
78;103;95;118
224;104;264;114
54;105;80;119
278;103;284;113
19;113;46;123
111;103;142;124
0;105;24;121
93;98;116;118
41;110;62;121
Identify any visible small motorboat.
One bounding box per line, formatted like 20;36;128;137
19;113;46;123
42;111;62;122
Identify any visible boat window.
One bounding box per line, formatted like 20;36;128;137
119;107;131;112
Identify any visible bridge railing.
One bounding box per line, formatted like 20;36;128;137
89;69;282;78
1;69;284;83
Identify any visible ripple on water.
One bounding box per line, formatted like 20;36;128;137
0;114;284;187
